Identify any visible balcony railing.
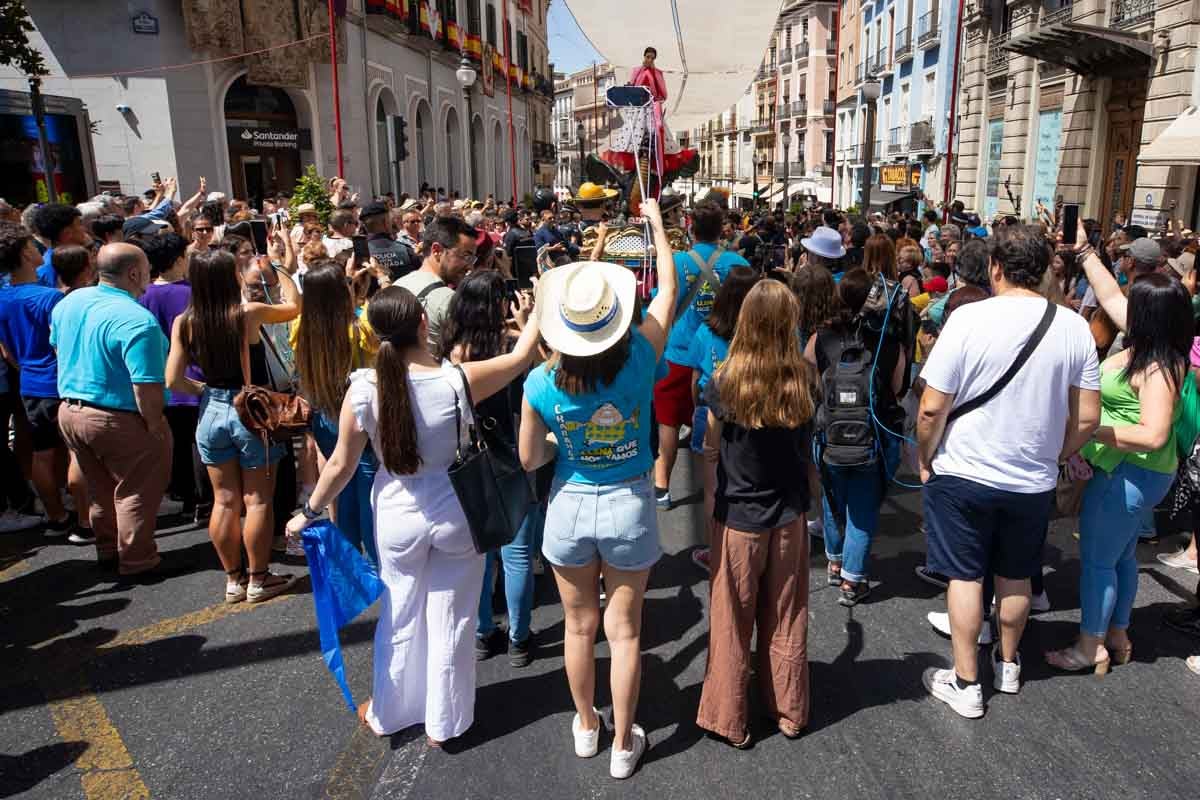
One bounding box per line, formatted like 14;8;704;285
777;104;793;119
848;143;863;164
532;140;557;160
1042;4;1074;25
827;37;838;52
876;46;892;74
887;127;908;155
823;99;835;115
1112;0;1155;27
757;65;773;80
909;119;935;153
780;47;793;63
855;62;865;85
895;28;913;61
751;118;776;134
773;162;805;178
987;33;1010;74
796;42;810;61
793;100;808;117
918;10;940;47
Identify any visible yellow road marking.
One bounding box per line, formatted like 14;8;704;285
105;588;300;650
42;665;150;800
0;554;31;580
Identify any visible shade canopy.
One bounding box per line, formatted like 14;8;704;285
1139;107;1200;166
564;0;781;131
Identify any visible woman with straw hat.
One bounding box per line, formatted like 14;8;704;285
518;199;676;779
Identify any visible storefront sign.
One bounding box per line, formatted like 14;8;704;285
131;12;159;35
1129;207;1169;231
984;119;1004;220
909;165;921;189
1031;108;1063;207
227;125;303;152
879;164;908;189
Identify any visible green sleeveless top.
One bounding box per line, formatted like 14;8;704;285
1083;366;1179;475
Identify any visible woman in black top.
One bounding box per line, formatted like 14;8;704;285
696;279;815;748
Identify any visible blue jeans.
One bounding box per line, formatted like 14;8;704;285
822;437;899;583
478;503;544;644
312;409;379;568
1079;461;1174;637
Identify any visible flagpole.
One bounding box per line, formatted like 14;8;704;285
328;0;345;177
502;0;518;205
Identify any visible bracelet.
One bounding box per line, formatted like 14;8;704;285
302;501;324;520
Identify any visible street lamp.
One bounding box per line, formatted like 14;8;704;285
752;154;761;210
456;55;478;197
576;121;586;187
781;130;793;213
861;75;882;216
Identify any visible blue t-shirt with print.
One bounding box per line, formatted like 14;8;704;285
0;282;64;398
662;243;749;365
683;322;729;397
524;329;657;484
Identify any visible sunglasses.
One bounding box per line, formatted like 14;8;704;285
193;227;213;234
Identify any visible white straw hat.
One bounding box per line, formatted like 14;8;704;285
801;226;846;259
537;261;637;357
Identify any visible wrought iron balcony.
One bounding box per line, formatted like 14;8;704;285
1112;0;1155;28
757;65;773;81
896;28;913;62
876;47;892;75
987;33;1010;75
909;119;935;153
532;140;557;160
918;10;940;48
823;99;835;115
780;47;793;63
887;126;907;155
751;118;776;134
796;42;810;61
773;162;805;178
1042;5;1074;25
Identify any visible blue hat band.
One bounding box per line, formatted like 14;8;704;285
561;296;620;333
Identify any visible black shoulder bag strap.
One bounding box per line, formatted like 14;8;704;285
417;280;446;303
947;300;1056;423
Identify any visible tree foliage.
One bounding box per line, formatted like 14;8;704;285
289;165;335;225
0;1;47;77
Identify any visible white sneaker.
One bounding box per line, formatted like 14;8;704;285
609;723;647;779
572;708;603;758
922;667;984;719
926;611;994;645
0;510;44;533
992;646;1021;694
1030;590;1051;613
1157;549;1200;575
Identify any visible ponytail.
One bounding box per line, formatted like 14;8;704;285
367;287;426;475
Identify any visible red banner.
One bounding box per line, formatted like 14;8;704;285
465;33;482;59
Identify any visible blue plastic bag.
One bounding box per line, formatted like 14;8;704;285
301;521;385;712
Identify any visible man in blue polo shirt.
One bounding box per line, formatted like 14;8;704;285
0;221;92;543
652;200;750;508
31;204;91;288
52;243;171;578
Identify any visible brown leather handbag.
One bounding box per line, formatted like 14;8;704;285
233;331;311;475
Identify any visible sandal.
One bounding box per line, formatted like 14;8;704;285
838;580;872;607
777;720;804;739
224;568;247;604
1046;644;1110;675
246;570;296;604
1105;641;1133;666
827;563;842;587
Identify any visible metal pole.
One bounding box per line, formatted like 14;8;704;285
831;9;841;206
466;89;476;197
943;0;968;220
578;136;584;186
752;157;759;210
502;0;518;205
862;99;876;214
327;0;344;177
783;138;791;213
28;78;57;203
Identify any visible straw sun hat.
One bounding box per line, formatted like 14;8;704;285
537;261;637;357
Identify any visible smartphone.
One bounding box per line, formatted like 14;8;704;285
504;278;520;302
1061;203;1080;245
352;234;371;262
150;171;161;185
248;219;269;255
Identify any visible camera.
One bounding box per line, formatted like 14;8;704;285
115;103;131;113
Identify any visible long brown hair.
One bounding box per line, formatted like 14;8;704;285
295;261;357;416
181;249;244;379
368;287;424;475
793;264;838;336
862;234;897;280
715;281;814;429
704;266;760;341
554;333;631;395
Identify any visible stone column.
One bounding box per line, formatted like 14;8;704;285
954;3;990;209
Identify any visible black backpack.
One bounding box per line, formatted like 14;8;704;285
816;324;879;468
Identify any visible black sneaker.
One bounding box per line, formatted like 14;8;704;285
475;628;504;661
67;526;95;546
509;636;533;668
1164;606;1200;639
838;581;872;607
914;565;950;590
44;510;77;539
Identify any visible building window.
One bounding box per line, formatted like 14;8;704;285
486;4;496;46
468;0;482;36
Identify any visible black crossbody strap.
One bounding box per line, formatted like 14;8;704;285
417;280;446;302
947;300;1056;423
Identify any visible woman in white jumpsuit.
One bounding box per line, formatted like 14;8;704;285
289;283;541;744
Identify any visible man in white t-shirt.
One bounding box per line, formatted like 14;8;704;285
916;225;1100;718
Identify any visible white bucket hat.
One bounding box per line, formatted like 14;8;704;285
801;226;846;259
537;261;637;357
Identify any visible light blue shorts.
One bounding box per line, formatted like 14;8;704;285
196;388;285;469
542;474;661;571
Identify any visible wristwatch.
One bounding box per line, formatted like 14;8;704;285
302;501;324;521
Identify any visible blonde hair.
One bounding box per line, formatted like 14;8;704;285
715;281;814;429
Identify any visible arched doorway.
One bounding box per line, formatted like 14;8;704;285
224;76;303;207
471;114;485;199
493;121;506;201
445;107;462;196
373;88;400;197
415;100;434;189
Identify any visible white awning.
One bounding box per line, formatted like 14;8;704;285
1139;106;1200;165
564;1;781;132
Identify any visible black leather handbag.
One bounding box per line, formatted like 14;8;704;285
446;365;532;553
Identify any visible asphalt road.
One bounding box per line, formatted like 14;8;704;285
3;457;1200;800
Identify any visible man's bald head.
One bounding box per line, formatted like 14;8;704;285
97;242;151;297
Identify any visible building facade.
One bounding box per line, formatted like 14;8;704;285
953;0;1200;232
548;62;616;197
833;0;961;212
552;72;574;194
0;0;554;205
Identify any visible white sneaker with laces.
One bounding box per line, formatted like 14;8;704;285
609;723;647;779
992;646;1021;694
1030;590;1051;613
922;667;984;719
572;708;603;758
1157;549;1200;575
926;611;994;645
0;510;44;533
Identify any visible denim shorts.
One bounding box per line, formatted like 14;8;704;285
196;388;285;469
542;473;661;571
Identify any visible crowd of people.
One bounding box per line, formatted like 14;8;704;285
3;174;1200;778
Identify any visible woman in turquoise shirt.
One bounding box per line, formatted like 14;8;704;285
517;200;675;780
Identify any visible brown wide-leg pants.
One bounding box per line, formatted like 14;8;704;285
696;516;810;741
59;403;170;575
